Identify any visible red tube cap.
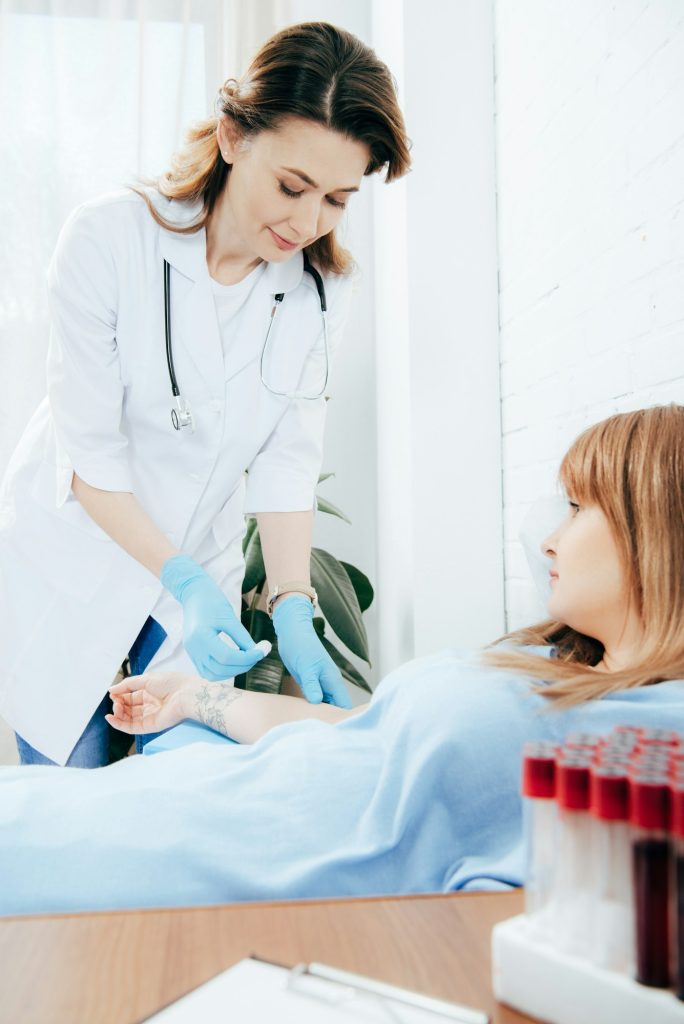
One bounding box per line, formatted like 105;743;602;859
521;742;557;799
558;761;591;810
630;751;671;774
590;765;629;821
630;773;670;830
671;778;684;838
637;728;681;747
564;732;603;750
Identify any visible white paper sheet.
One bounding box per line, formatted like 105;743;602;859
141;957;477;1023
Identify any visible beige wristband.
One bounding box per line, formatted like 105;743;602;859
267;581;318;618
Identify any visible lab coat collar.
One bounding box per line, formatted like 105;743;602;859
158;196;305;294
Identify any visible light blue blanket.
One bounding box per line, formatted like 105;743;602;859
0;649;682;916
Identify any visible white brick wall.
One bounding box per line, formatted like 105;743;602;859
495;0;684;629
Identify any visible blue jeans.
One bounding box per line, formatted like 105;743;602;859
16;617;167;766
128;617;167;755
15;693;113;767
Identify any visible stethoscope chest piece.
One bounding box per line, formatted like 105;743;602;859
171;395;195;432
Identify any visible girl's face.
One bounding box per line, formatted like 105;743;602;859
541;499;635;649
217;115;370;262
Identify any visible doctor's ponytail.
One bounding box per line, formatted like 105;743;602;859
131;21;411;275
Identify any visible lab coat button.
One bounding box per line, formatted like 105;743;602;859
209;399;222;413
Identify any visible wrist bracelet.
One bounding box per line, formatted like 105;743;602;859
267;582;317;618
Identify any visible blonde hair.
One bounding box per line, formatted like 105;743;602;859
131;22;411;275
486;405;684;705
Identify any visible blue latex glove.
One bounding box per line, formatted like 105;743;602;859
272;595;352;708
161;555;265;682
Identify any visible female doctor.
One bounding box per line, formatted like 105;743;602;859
0;22;411;767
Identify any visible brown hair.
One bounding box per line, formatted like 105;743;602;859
486;405;684;705
132;21;411;274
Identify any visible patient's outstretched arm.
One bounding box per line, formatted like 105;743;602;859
107;672;362;745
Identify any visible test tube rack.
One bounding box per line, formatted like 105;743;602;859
492;914;684;1024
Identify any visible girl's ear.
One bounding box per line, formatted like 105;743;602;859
217;114;242;163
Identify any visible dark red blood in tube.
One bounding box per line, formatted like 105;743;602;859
631;774;671;989
633;839;670;988
672;779;684;1001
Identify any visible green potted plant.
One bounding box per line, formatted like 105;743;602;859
237;473;374;696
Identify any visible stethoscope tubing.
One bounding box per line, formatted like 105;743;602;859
163;255;328;431
164;259;181;399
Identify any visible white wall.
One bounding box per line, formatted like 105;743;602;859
495;0;684;629
372;0;505;675
402;0;504;659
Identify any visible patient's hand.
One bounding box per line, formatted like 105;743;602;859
106;672;194;735
108;673;366;745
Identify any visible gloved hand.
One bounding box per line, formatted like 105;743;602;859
272;594;352;708
161;555;265;681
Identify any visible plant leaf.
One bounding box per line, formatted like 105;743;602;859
242;649;285;694
242;525;266;593
318;472;335;484
312;615;326;640
236;609;370;695
340;561;374;613
316;496;352;524
321;636;372;693
311;548;370;663
236;610;282;692
242;516;257;555
242;608;275;643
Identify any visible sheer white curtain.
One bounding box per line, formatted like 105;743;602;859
0;0;289;475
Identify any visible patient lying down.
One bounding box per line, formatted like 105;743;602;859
0;406;682;916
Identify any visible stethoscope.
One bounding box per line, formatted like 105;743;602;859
164;256;329;432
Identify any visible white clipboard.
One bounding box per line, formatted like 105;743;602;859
139;956;489;1023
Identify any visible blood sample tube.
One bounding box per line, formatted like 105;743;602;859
613;726;641;740
555;755;593;954
672;775;684;1001
590;763;633;973
564;732;603;756
633;751;671;775
631;771;671;988
600;727;638;762
637;729;681;750
521;741;557;929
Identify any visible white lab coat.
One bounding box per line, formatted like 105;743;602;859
0;190;353;764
